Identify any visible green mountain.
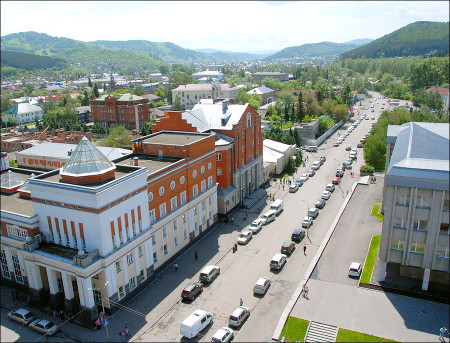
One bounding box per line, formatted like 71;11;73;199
264;42;358;60
1;50;67;70
340;21;449;59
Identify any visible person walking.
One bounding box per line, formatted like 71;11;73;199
303;245;306;255
121;330;126;340
302;284;306;297
194;251;198;260
95;318;101;330
440;327;448;342
125;324;130;338
60;310;64;321
174;263;178;271
304;286;309;297
240;298;243;306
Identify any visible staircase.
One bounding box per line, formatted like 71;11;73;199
304;321;338;343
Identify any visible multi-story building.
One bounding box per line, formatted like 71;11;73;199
90;93;151;129
192;71;223;82
2;103;44;124
152;99;264;214
247;86;275;105
0;132;217;326
378;122;449;291
171;83;239;110
251;72;289;82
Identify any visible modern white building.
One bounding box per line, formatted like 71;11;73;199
2;103;44;124
171;83;239;110
192;70;223;82
379;122;449;291
263;139;297;175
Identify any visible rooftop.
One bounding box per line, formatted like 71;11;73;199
117;155;180;174
0;191;35;216
139;131;211;146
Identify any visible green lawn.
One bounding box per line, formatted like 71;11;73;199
279;316;309;342
336;328;398;342
360;235;381;284
371;200;382;216
377;213;384;221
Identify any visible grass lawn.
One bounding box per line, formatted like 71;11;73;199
360;235;381;284
336;328;399;342
371;200;382;216
377;213;384;221
279;316;309;342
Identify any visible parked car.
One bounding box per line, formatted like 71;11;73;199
321;191;331;200
270;253;287;270
29;319;58;336
199;265;220;283
281;241;296;256
307;169;315;177
260;210;277;225
289;184;299;193
291;229;306;243
336;169;344;177
357;142;363;148
181;282;204;301
311;162;320;170
344;162;352;170
228;306;250;327
300;174;309;182
211;327;234;343
345;146;352;151
334;141;340;147
237;231;253;245
315;199;325;209
295;179;303;187
351;148;358;155
253;277;271;295
248;219;264;234
7;308;35;326
320;156;326;163
348;262;362;277
302;216;313;228
326;184;335;193
332;177;340;185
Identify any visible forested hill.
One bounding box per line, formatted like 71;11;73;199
340;21;449;59
1;50;67;70
264;42;358;60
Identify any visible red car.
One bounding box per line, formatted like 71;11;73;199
332;177;340;185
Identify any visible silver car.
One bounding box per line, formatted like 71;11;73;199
29;319;58;336
228;306;250;327
7;308;35;326
253;277;271;294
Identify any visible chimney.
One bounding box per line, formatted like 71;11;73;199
133;157;139;166
222;100;229;114
68;149;72;156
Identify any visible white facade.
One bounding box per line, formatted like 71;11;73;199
3;103;44;124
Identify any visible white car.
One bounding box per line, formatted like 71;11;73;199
348;262;362;277
300;174;309;182
29;319;58;336
321;191;331;200
253;277;271;295
237;231;253;245
289;184;299;193
260;210;276;225
248;219;264;234
211;327;234;343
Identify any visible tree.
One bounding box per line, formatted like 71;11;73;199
1;92;13;112
93;84;99;98
296;91;305;123
134;84;145;96
24;83;34;96
173;96;181;111
340;82;352;106
155;87;165;99
82;90;90;106
314;79;328;102
331;104;349;122
98;126;132;149
88;76;92;88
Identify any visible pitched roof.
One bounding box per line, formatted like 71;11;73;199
426;86;449;97
247;86;274;95
4;103;43;115
263;139;294;154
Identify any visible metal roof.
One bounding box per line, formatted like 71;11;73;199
4;103;43;115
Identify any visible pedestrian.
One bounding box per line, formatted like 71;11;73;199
60;310;64;320
53;309;56;317
302;284;306;297
273;195;275;201
234;243;238;251
303;245;306;255
304;286;309;297
240;298;243;306
126;324;130;338
26;296;31;306
174;263;178;271
194;251;198;260
374;177;376;183
440;327;448;342
282;184;285;191
95;318;101;330
121;330;126;340
11;290;15;301
45;339;49;343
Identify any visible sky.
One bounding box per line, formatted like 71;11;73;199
1;1;449;53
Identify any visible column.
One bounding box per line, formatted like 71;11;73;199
46;267;59;294
26;261;43;290
61;272;74;300
422;268;430;291
46;267;62;310
378;261;387;282
76;276;97;327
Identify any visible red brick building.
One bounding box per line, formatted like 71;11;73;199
152;99;264;214
90;93;151;129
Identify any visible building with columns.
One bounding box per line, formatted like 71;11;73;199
152;99;264;215
1;132;218;326
378;122;449;291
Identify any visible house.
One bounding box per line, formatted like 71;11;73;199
379;122;449;291
171;83;239;110
426;86;449;111
2;103;44;124
90;93;151;129
151;99;264;213
247;86;275;105
192;71;223;82
263;139;296;176
75;106;91;123
252;72;289;82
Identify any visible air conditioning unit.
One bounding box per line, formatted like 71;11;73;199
34;234;44;243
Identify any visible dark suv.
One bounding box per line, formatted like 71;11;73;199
281;241;296;256
291;229;306;243
181;282;203;301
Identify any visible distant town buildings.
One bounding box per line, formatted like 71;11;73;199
252;71;289;82
426;86;449;111
171;83;239;110
246;86;275;105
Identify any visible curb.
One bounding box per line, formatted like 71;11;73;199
271;180;359;341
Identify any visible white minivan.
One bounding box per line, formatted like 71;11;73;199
270;199;284;215
180;309;213;338
199;265;220;283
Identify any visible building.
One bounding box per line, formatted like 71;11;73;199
2;103;44;124
246;86;275;105
152;99;264;214
0;132;218;327
90;93;151;129
262;139;297;176
75;106;91;123
426;86;449;111
171;83;239;110
192;71;223;82
378;122;449;291
252;72;289;82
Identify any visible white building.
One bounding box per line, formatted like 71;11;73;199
263;139;297;175
3;103;44;124
171;83;239;110
192;71;223;82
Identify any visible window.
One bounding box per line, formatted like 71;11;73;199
139;270;145;281
195;222;198;231
201;201;205;210
390;239;404;251
209;196;212;205
217;153;222;161
436;246;449;258
149;209;156;223
183;213;186;224
163;244;168;255
159;186;165;196
201;180;206;192
242;145;245;153
151;234;156;246
116;261;121;273
112;235;116;249
440;223;449;234
138;245;143;257
180;176;185;184
170;181;176;190
0;249;10;279
193;185;198;197
148;192;153;202
171;196;177;210
444;197;449;211
129;277;136;290
417;189;432;208
413;220;428;231
173;220;177;230
217;167;222;176
202;216;206;225
125;227;130;241
208;176;213;187
180;191;186;204
194;206;197;216
208;162;212;170
393;217;406;229
396;188;410;206
127;252;133;265
163;227;167;238
153;252;158;263
247;113;251;127
242;130;245;138
93;289;102;305
410;242;425;254
193;170;197;178
160;203;167;217
119;286;125;298
184;229;187;240
201;166;205;174
174;237;178;248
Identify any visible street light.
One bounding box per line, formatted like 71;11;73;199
87;281;110;341
299;197;310;237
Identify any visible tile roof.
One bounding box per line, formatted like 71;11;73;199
426;86;449;97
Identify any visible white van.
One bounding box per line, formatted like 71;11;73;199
270;199;284;215
180;309;213;338
199;265;220;283
270;253;287;270
260;210;277;225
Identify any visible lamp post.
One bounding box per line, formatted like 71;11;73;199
87;281;110;342
299;197;310;237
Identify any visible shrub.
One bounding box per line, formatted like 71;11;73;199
360;164;375;174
